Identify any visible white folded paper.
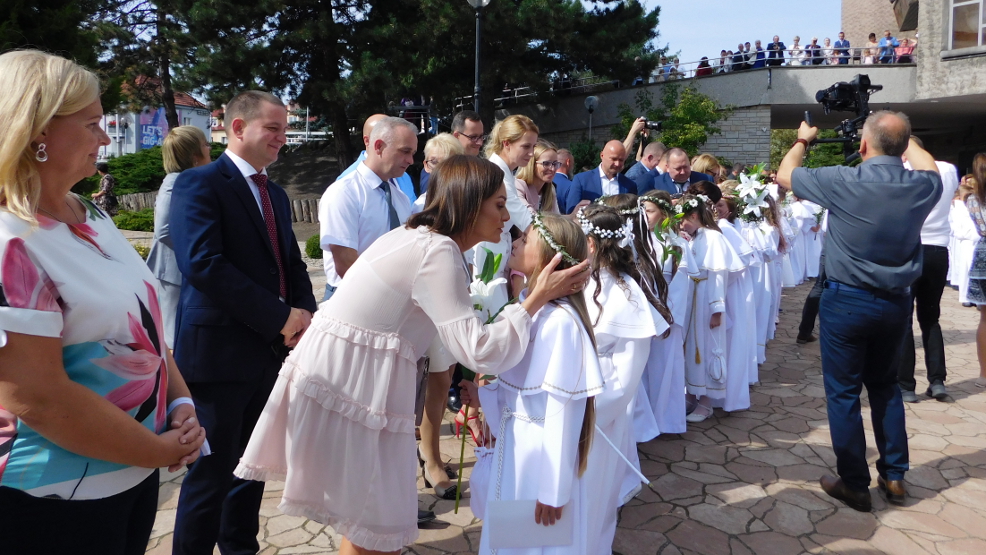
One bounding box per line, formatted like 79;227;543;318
487;500;574;549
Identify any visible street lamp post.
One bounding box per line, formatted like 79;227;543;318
467;0;492;113
585;96;599;141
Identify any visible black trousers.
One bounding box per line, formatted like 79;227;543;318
0;469;159;555
799;253;827;339
898;245;949;391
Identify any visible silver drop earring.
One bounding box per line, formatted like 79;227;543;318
35;143;48;162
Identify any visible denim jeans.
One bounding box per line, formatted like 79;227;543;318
819;282;911;491
898;245;949;391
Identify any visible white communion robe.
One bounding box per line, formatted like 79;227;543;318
476;301;605;555
780;211;799;288
950;199;977;303
684;227;742;401
635;233;699;438
716;220;755;412
756;221;782;344
740;220;771;366
802;201;824;278
583;270;665;555
788;201;811;285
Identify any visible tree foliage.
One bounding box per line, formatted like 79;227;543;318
613;84;731;158
770;129;848;169
0;0;103;66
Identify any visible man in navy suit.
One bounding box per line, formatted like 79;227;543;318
766;35;786;66
834;32;851;64
553;148;575;208
564;140;638;213
170;90;317;555
653;148;715;194
625;141;666;193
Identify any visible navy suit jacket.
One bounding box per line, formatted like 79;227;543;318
553;172;573;211
564;169;638;214
625;163;660;193
170;153;317;383
652;171;715;195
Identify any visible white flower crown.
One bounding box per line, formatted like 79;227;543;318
576;206;634;248
531;211;582;266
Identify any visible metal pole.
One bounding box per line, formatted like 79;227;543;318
473;6;481;113
588;113;593;141
306;106;310;142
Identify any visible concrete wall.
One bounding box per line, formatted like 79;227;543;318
915;0;986;100
842;0;917;50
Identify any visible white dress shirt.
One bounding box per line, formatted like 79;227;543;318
598;166;620;196
905;160;959;247
224;150;269;218
319;161;412;287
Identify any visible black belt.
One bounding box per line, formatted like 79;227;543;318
824;280;910;299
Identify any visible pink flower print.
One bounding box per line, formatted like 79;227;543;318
0;238;62;312
106;379;158;413
67;222;109;259
92;344;163;381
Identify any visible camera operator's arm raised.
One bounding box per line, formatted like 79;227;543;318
775;121;819;192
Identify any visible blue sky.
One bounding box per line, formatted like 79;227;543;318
634;0;843;64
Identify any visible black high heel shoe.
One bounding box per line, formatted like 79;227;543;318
417;447;457;479
422;465;458;500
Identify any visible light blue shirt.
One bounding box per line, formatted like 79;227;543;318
339;150;417;201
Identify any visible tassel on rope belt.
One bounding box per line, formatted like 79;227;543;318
688;276;708;364
490;404;545;555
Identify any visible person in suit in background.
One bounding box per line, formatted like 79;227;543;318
170;90;318;555
553;148;575;205
752;40;767;69
653;148;715;194
834;32;851;65
147;126;213;349
564;140;638;213
625;141;667;193
450;110;485;157
767;35;786;66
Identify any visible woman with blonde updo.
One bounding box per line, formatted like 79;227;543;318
0;50;205;554
147;126;212;348
690;153;721;181
418;132;464;196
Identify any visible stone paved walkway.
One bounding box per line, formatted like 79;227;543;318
146;283;986;555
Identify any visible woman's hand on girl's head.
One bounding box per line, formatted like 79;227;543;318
534;501;563;526
533;253;590;300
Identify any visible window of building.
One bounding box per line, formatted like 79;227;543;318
183;116;193;126
949;0;986;50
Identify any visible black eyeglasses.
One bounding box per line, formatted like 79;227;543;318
537;161;561;169
457;132;487;143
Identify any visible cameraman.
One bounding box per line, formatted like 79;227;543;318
776;111;942;512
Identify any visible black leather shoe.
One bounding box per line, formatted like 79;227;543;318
417;509;436;525
819;475;872;512
796;334;817;345
878;476;907;506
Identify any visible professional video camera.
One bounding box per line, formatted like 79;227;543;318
809;74;883;163
642;119;663;131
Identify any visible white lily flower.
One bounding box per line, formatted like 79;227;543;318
469;277;508;320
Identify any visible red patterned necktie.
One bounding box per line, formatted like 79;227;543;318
250;173;287;298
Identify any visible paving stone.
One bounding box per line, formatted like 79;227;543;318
869;526;934;555
612;527;667;555
705;483;768;508
741;448;805;467
936;538;986;555
815;507;878;539
762;500;814;536
880;511;968;538
651;473;705;501
687;503;753;535
665;520;730;555
737;531;805;555
809;534;883;553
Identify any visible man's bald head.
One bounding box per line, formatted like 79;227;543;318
362;114;388;148
641;141;667;170
600;140;627;179
862;111;911;158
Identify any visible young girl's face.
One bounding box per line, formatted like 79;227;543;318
508;226;543;277
714;198;730;221
680;212;701;235
642;201;663;231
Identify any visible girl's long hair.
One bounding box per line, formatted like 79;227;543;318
973;153;986;204
763;195;788;253
679;193;721;232
528;214;596;476
597;197;673;325
720;195;738;223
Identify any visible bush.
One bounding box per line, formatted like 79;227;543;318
133;244;150;260
114;208;155;232
569;135;599;174
73;142;223;197
305;233;323;259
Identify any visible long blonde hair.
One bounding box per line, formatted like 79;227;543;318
0;50;100;224
484;114;539;159
528;214;596;476
515;139;558;213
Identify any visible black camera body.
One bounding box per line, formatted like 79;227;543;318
811;74;883;163
642;119;663;131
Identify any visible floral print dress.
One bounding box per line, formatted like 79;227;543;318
0;195;168;500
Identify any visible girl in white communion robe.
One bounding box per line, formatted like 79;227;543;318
467;214;605;555
576;204;670;555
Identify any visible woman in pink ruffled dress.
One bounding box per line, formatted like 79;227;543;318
235;155;588;555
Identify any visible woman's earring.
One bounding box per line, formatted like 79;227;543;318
35;143;48;163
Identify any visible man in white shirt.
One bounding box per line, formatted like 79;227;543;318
338;114;417;202
318;116;417;301
898;141;960;402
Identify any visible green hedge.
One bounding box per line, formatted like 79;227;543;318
73;142;224;197
305;233;323;259
113;208;155;232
